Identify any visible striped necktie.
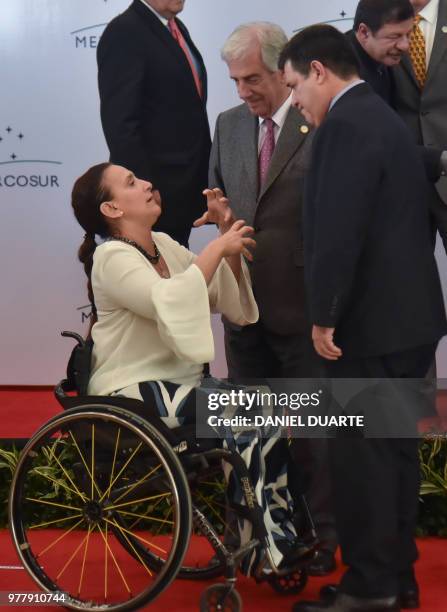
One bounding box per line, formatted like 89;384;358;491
409;14;426;88
168;18;203;98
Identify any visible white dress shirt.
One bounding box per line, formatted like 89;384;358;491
137;0;202;82
329;80;365;111
418;0;439;66
258;93;292;153
138;0;169;25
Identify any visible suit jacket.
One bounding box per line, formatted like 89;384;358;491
97;0;211;238
209;102;313;335
392;0;447;241
305;83;447;357
346;29;441;184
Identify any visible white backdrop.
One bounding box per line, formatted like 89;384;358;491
1;0;446;384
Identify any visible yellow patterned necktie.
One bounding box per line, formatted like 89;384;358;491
409;14;426;88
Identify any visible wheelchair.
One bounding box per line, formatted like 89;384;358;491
8;332;318;611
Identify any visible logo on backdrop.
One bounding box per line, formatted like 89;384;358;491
71;0;119;48
294;9;354;32
71;23;107;49
0;125;62;189
77;304;93;325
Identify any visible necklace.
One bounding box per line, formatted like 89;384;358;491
108;236;161;264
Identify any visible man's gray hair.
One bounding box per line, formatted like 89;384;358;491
221;22;288;72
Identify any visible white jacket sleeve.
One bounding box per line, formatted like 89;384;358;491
207;257;259;325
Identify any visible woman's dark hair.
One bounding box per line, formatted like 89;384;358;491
71;162;113;327
354;0;414;34
279;24;359;79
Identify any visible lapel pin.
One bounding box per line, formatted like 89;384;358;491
300;125;309;134
442;25;447;33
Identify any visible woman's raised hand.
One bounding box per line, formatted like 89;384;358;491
194;188;235;233
217;220;256;261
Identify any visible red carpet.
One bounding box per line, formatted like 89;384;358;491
0;389;62;439
0;531;446;611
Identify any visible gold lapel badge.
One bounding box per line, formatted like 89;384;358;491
300;125;310;134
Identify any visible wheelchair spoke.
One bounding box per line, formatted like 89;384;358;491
196;490;237;538
25;497;82;513
98;441;143;503
103;517;167;555
37;517;85;557
68;430;103;499
43;435;87;502
104;491;171;511
29;513;83;530
110;462;163;506
56;529;91;580
155;504;173;536
114;464;163;505
199;479;226;490
115;508;174;525
97;522;132;596
49;451;88;502
128;493;166;530
77;524;93;596
107;517;154;577
107;427;121;500
32;468;87;503
91;424;95;500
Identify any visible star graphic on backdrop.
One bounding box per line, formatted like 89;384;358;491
6;126;12;133
0;137;2;142
18;133;24;139
10;153;17;160
340;10;346;17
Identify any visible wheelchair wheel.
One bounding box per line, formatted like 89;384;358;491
200;584;242;612
267;568;308;595
9;405;192;612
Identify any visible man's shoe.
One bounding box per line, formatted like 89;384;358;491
320;584;419;609
292;593;400;612
307;549;337;576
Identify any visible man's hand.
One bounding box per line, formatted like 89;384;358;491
194;188;235;233
312;325;342;360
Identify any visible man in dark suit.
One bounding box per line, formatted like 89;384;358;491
347;0;447;248
207;22;337;575
97;0;211;246
280;24;447;612
393;0;447;250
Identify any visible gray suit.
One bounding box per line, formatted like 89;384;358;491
209;102;337;553
209;102;311;336
393;0;447;248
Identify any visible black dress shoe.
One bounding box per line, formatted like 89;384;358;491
320;583;419;609
292;593;400;611
307;549;337;576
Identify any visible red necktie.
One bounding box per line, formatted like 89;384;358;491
259;118;275;186
168;18;203;98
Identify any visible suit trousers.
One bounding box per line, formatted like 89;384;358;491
224;320;338;553
325;343;436;598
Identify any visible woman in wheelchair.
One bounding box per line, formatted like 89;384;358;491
69;161;312;575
